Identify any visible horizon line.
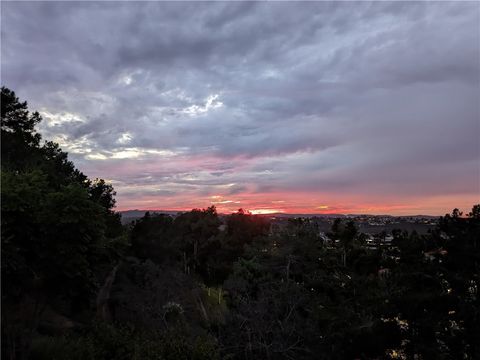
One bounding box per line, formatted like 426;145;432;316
118;208;444;217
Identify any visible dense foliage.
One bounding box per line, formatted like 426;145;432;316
2;87;479;359
1;88;125;359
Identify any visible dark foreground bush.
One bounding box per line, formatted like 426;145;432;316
30;322;219;360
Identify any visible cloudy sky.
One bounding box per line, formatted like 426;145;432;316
2;1;479;215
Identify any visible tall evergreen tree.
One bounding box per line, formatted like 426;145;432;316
1;87;124;359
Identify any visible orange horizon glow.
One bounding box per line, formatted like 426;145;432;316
84;147;479;217
115;191;478;216
249;209;284;215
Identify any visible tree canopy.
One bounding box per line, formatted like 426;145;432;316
1;87;125;360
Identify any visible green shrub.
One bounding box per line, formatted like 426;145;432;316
30;335;95;360
30;322;219;360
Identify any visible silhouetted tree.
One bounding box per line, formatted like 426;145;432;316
1;87;124;359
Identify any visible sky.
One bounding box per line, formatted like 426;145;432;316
1;1;479;215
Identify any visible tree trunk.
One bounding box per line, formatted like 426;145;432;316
286;256;291;281
193;240;198;273
183;251;187;274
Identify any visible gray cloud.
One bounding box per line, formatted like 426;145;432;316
2;1;479;214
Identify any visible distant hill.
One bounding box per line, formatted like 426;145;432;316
119;209;439;224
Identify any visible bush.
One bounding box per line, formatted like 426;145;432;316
30;335;95;360
30;322;219;360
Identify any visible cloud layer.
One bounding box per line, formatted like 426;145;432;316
2;2;479;214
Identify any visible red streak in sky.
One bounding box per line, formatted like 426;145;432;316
115;191;476;216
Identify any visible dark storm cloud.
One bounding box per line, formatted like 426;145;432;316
1;1;479;213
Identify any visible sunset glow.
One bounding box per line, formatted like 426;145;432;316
249;209;284;215
2;2;479;216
